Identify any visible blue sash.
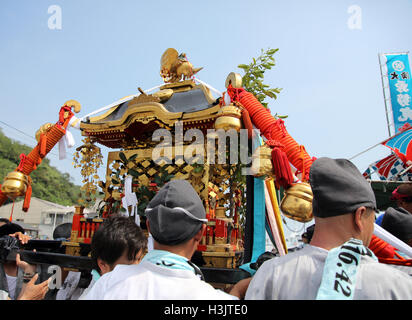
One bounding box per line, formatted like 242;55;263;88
91;269;101;282
142;250;194;272
316;238;378;300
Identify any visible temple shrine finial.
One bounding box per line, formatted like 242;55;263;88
160;48;203;83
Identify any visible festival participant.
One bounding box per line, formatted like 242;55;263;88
246;157;412;300
0;223;50;300
77;215;147;299
381;185;412;246
83;179;250;300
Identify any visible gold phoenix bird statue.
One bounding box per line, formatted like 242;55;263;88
160;48;203;83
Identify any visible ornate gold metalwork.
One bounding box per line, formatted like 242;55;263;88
73;137;104;204
214;105;242;132
129;88;161;105
160;48;203;83
64;99;82;114
105;148;209;204
280;182;313;222
250;143;275;178
152;89;174;102
1;171;29;199
225;72;243;89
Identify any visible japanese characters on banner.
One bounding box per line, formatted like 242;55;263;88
384;53;412;133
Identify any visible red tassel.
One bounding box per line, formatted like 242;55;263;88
39;133;47;158
0;186;7;207
270;145;294;189
23;183;32;212
17;154;27;172
241;108;254;139
58;105;74;126
226;84;245;103
9;200;15;221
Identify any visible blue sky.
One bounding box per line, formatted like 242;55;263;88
1;0;412;189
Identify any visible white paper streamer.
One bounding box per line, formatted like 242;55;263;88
58;116;78;160
193;76;222;97
374;223;412;258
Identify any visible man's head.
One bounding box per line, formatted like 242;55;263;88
145;179;207;257
53;223;72;240
0;221;24;237
91;215;147;275
309;157;378;247
0;218;10;228
391;184;412;214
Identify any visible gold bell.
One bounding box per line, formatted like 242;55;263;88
250;143;274;178
280;182;313;223
214;105;242;132
1;171;29;199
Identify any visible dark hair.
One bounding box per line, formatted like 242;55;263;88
302;224;315;242
0;218;10;224
0;222;24;237
91;216;147;272
53;223;72;240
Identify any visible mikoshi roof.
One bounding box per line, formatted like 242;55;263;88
79;81;221;149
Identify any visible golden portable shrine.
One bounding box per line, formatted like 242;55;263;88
0;48;316;283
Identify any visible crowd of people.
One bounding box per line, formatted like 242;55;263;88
1;157;412;300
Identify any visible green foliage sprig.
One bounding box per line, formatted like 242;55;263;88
238;48;285;118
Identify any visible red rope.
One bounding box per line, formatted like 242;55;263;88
368;234;412;266
228;87;313;181
369;235;397;259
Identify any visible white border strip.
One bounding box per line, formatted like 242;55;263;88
146;206;208;223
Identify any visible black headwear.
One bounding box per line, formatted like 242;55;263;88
309;157;378;217
146;179;207;245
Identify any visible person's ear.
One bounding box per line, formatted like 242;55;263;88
97;258;111;275
193;224;206;242
134;248;144;264
353;206;367;233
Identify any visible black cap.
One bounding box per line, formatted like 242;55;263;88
145;179;207;245
309;157;378;218
381;207;412;244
